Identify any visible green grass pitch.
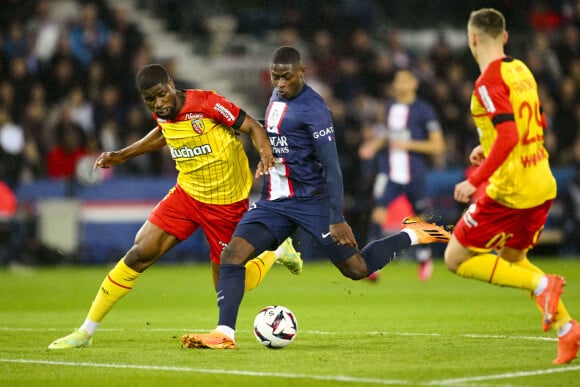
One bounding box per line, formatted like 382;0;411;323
1;258;580;386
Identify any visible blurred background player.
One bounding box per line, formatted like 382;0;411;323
48;63;302;349
181;46;450;350
444;8;579;365
359;69;445;281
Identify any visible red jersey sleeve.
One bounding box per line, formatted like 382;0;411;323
468;121;518;187
468;61;518;187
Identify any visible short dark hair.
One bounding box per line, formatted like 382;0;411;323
468;8;506;38
136;64;170;91
271;46;302;65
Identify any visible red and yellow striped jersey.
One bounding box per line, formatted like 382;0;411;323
154;89;252;205
471;57;556;208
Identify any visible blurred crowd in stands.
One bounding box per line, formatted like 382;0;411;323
0;0;167;194
2;0;580;258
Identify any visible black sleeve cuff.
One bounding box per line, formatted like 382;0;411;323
232;109;247;130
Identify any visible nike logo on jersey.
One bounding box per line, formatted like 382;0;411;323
321;232;331;238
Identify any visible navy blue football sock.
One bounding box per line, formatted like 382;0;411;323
360;232;411;274
217;264;246;330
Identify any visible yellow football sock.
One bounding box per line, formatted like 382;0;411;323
87;258;140;323
514;257;572;330
245;251;277;292
456;253;542;291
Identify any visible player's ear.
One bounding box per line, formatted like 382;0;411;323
469;31;477;47
502;31;509;45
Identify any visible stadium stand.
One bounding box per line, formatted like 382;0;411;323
1;0;579;264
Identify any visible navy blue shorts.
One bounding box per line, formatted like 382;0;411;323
234;197;356;263
375;179;428;214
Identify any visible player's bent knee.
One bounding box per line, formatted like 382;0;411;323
220;241;253;265
443;237;468;273
444;259;459;273
443;250;461;273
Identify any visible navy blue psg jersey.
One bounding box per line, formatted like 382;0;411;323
263;85;335;201
376;99;441;183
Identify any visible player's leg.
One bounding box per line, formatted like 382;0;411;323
445;235;564;336
49;186;194;349
445;237;545;289
505;250;580;364
182;203;291;349
365;180;402;281
366;172;390;242
416;245;434;281
273;237;303;274
448;242;573;363
503;249;572;331
365;205;387;282
48;221;181;349
330;217;449;280
340;219;447;282
182;234;258;349
215;238;302;293
245;238;303;291
365;203;387;282
244;250;276;292
200;198;300;292
407;181;434;281
182;223;282;349
446;196;564;320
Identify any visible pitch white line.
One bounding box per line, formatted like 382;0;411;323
1;358;577;386
0;359;412;385
0;328;572;386
0;327;558;342
426;365;580;385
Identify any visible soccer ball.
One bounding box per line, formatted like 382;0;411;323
253;305;298;349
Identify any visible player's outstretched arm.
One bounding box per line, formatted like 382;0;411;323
94;127;166;169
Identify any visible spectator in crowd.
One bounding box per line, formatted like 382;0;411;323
555;23;580;76
85;60;107;105
309;29;340;85
26;0;61;64
46;123;87;180
0;108;25;190
7;56;35;117
93;84;126;135
96;32;132;86
108;4;144;59
2;20;28;60
44;55;82;105
0;81;17;120
68;2;110;67
382;28;414;70
63;86;95;136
